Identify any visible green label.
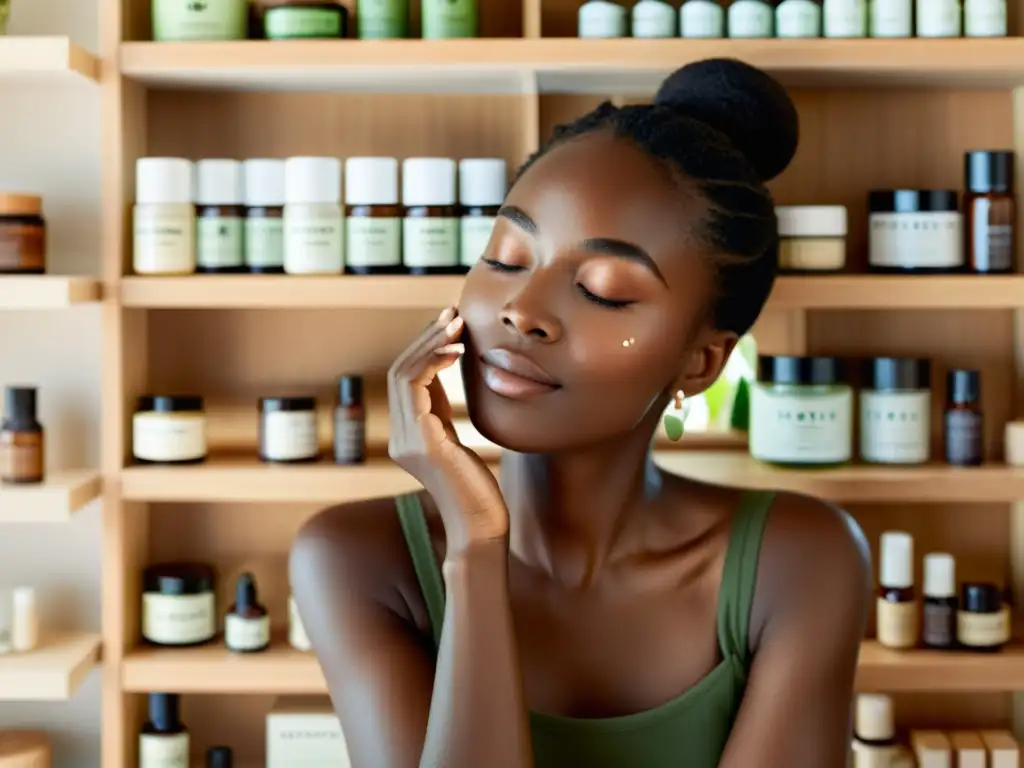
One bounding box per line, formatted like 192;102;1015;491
152;0;248;41
403;218;458;268
421;0;477;38
357;0;409;38
244;217;284;269
265;7;344;38
347;217;401;267
197;217;244;269
459;216;495;267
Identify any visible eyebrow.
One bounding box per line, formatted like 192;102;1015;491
497;205;667;286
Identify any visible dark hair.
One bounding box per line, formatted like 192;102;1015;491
516;58;799;336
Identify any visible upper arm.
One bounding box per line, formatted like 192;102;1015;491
289;500;436;768
719;493;871;768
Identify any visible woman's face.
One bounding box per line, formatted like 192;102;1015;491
458;132;735;454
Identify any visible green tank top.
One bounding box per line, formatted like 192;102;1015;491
396;489;775;768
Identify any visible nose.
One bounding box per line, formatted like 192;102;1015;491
499;274;563;343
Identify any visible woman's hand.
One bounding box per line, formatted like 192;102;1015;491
388;306;510;556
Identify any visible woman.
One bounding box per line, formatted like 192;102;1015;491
291;58;871;768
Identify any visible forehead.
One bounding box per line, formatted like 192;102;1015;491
508;132;709;264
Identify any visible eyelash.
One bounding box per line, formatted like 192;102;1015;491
481;258;635;310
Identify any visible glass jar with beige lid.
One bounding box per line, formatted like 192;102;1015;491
0;194;46;274
775;204;847;272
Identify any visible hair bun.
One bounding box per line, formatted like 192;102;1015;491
653;58;798;182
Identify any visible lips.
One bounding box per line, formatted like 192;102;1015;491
480;348;561;399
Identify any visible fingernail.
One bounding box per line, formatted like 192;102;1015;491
438;306;456;326
445;316;464;336
435;343;465;355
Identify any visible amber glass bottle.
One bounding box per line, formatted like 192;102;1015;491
945;369;983;466
0;386;44;485
965;150;1016;274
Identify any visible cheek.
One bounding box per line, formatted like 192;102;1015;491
572;322;683;386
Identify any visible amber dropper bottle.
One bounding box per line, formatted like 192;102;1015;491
0;386;44;485
225;572;270;653
877;531;919;650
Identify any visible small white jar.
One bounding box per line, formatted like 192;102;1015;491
283;156;344;275
868;190;963;272
776;0;821;37
132;395;207;464
680;0;725;36
133;157;195;275
259;397;319;463
860;358;932;465
11;586;38;652
964;0;1006;36
916;0;962;36
870;0;912;36
824;0;866;36
578;0;628;37
142;563;217;647
632;0;677;36
728;0;773;36
403;158;460;274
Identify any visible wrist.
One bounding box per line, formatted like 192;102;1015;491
443;538;508;578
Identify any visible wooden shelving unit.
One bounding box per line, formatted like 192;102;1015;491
0;631;101;701
92;0;1024;762
0;276;101;309
0;470;102;522
0;36;100;82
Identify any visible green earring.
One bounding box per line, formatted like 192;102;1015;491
664;391;686;442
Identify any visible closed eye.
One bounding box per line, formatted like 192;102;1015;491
481;257;525;273
578;284;635;309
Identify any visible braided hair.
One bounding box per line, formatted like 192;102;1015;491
516;58;799;337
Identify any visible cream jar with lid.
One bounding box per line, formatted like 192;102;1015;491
868;189;963;272
776;205;847;272
133;396;207;464
142;562;217;647
860;357;931;465
259;397;320;463
750;356;852;466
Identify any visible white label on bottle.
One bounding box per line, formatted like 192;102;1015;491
578;1;627;37
964;0;1007;35
346;216;401;267
632;0;677;36
459;216;496;267
728;0;773;37
870;0;912;36
859;390;930;464
197;216;244;269
403;218;459;268
284;206;344;274
289;595;312;650
681;0;725;36
916;0;962;36
958;607;1011;646
262;410;319;461
824;0;866;36
133;413;207;463
868;212;964;269
134;207;195;275
245;217;285;268
749;386;852;464
142;592;216;645
776;0;821;36
139;732;190;768
877;598;919;649
225;613;271;651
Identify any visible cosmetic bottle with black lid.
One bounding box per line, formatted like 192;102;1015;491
139;692;189;767
965;150;1016;274
868;189;964;273
207;745;233;767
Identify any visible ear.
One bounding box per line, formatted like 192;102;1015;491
673;330;739;397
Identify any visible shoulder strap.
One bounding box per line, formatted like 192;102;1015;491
717;490;776;663
396;493;446;649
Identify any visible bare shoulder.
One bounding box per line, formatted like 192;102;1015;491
749;491;872;649
289;495;431;634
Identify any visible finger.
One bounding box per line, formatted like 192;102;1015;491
389;308;456;441
391;306;458;374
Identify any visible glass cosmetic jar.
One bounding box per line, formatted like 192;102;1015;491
868;189;963;272
0;194;46;274
957;582;1010;652
776;205;847;272
142;562;217;647
750;356;852;466
259;397;319;463
132;396;207;465
859;357;931;465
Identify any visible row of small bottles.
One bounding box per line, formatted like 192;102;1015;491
133;155;507;277
876;531;1011;652
579;0;1008;39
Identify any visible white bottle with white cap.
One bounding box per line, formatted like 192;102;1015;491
852;694;898;767
134;157;196;275
243;159;286;273
345;157;403;274
403;157;460;274
459;158;507;270
196;159;244;272
283;156;344;275
922;552;956;649
11;586;38;652
877;530;919;650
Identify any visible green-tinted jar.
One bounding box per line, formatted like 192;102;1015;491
357;0;409;38
264;0;349;38
422;0;477;38
152;0;248;41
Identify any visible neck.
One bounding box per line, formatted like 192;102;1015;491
499;418;664;586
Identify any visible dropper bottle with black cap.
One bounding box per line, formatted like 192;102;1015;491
944;369;983;466
225;572;270;653
206;745;233;768
139;692;189;767
964;150;1016;274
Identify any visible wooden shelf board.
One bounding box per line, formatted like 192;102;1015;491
119;39;1024;95
119;274;1024;311
0;631;101;701
0;276;101;309
120;453;1023;504
0;470;102;523
0;36;99;82
122;638;1024;694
